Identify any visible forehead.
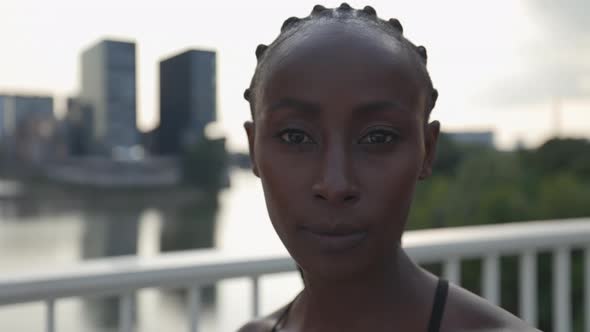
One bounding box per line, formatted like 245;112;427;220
256;19;426;117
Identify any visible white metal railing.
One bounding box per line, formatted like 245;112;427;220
1;217;590;332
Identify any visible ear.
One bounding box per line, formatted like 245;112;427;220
244;121;260;177
419;120;440;180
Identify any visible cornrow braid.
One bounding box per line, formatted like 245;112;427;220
244;3;438;121
281;16;301;32
311;4;327;14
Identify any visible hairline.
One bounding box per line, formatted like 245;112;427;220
247;11;435;122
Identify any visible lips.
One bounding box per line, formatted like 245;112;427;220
298;224;369;252
299;223;367;235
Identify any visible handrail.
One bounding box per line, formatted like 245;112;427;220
0;250;294;306
1;217;589;307
403;217;590;262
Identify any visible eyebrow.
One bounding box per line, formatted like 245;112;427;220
266;98;321;114
266;98;408;115
352;100;409;115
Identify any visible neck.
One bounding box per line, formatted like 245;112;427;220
291;248;431;332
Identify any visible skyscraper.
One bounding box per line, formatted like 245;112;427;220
79;39;138;154
65;97;93;156
0;94;53;138
0;94;55;162
0;95;6;139
158;49;216;155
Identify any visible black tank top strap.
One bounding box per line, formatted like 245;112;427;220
427;278;449;332
270;292;300;332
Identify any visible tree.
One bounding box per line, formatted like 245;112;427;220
522;138;590;179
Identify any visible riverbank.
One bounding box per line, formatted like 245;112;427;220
0;175;208;210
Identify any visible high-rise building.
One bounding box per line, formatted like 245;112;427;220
0;95;5;139
65;97;93;156
0;94;53;138
79;39;138;154
158;49;216;155
0;94;55;162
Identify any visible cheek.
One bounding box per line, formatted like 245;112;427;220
358;144;422;228
366;153;419;195
256;142;313;235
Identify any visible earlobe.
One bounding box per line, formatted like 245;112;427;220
243;121;260;177
419;120;440;180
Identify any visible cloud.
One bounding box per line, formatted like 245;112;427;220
485;64;590;106
483;0;590;107
528;0;590;37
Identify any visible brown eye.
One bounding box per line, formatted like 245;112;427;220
278;129;314;144
359;129;397;144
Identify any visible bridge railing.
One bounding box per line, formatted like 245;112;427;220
1;217;589;332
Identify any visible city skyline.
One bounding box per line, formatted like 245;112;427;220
0;0;588;152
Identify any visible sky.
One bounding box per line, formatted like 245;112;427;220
0;0;588;152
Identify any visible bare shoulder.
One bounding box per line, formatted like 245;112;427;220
442;282;540;332
236;304;287;332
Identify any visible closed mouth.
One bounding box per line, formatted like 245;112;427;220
299;224;368;236
298;224;369;252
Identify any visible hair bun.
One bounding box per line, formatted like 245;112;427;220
388;18;404;34
432;89;439;105
255;44;268;60
338;3;352;10
362;5;376;16
311;4;327;14
281;16;301;32
416;45;428;63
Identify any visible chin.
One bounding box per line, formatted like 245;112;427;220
286;232;381;281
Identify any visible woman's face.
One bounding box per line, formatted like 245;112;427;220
245;21;439;279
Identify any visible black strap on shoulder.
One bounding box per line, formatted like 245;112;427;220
427;278;449;332
270;304;290;332
270;292;300;332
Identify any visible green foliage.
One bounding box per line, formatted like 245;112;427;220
536;173;590;219
411;137;590;229
522;138;590;178
410;136;590;332
411;149;534;229
432;133;464;176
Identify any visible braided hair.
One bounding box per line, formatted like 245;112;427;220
243;3;438;122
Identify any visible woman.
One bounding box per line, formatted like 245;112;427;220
239;4;534;331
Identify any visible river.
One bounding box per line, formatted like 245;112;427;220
0;168;303;332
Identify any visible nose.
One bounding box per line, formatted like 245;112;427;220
311;145;359;205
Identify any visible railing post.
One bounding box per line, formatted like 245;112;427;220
119;293;133;332
188;285;201;332
46;299;55;332
585;247;590;332
483;253;500;305
553;246;571;332
519;250;537;326
444;257;461;285
251;276;260;318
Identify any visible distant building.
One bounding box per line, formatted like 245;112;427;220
447;130;495;148
158;49;216;155
65;97;93;156
79;39;138;155
0;94;56;163
0;95;5;138
0;94;53;138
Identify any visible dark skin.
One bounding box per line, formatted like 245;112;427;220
240;20;533;332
